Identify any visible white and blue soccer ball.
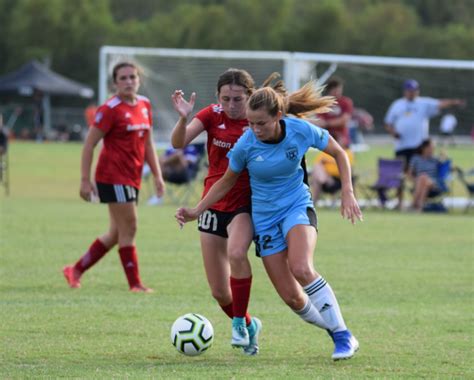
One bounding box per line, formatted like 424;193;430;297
170;313;214;356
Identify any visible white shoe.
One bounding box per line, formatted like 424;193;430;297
231;322;250;347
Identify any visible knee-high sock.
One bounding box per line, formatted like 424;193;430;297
303;276;347;332
230;276;252;323
293;298;329;329
118;246;141;288
74;238;109;274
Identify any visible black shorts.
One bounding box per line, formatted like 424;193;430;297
96;182;139;203
396;148;418;172
197;206;251;238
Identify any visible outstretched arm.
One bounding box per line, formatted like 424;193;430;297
438;98;466;110
323;136;363;224
170;90;203;148
175;168;240;227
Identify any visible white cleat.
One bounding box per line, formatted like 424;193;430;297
231;323;250;347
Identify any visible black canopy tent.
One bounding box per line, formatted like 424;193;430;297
0;60;94;137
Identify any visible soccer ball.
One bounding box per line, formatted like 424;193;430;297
170;313;214;356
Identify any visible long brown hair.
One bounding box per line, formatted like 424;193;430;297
248;72;335;117
216;68;255;96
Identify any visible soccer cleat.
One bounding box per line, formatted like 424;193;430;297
243;317;262;356
63;266;81;288
231;319;250;347
130;284;154;293
331;330;359;361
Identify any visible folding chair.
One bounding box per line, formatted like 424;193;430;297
369;158;404;208
422;160;452;213
455;167;474;213
144;143;207;206
164;143;206;205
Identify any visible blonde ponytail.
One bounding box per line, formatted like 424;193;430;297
247;72;336;117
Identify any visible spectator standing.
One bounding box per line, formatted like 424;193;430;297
384;79;464;209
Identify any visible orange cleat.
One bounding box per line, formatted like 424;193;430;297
130;284;154;293
63;266;81;288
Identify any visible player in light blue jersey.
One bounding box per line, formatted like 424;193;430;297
176;73;363;360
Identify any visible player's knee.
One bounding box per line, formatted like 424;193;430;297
120;217;138;237
289;263;315;285
282;292;306;310
228;246;248;265
210;288;231;305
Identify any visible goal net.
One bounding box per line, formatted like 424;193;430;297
99;47;292;145
99;47;474;145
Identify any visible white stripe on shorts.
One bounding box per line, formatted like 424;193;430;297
114;185;126;202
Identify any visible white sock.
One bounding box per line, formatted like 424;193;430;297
293;298;329;330
303;276;347;332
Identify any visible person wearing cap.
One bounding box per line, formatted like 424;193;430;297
384;79;464;209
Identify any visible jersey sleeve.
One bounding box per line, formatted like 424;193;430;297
227;132;249;174
147;101;154;128
384;101;398;124
308;122;329;151
194;105;213;131
423;98;441;118
93;104;114;134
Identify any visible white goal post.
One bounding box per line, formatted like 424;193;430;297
99;46;474;144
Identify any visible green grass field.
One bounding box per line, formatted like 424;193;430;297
1;142;473;379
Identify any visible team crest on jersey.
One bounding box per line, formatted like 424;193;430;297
212;104;223;113
141;108;148;118
286;146;298;161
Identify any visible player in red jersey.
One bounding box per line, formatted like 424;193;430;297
63;62;165;292
318;76;353;148
170;69;261;355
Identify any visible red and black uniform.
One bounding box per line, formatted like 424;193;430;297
194;104;253;324
320;95;353;148
94;95;153;189
195;104;251;211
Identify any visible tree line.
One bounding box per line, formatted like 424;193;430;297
1;0;472;92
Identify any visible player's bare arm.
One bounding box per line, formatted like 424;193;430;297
324;136;363;224
171;90;202;148
175;168;239;226
144;130;165;197
79;127;103;201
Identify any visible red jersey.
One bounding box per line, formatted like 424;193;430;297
320;95;353;147
194;104;251;212
94;95;153;189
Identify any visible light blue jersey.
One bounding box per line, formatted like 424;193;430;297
228;117;329;255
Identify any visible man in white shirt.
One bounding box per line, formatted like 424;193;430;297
384;79;464;209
